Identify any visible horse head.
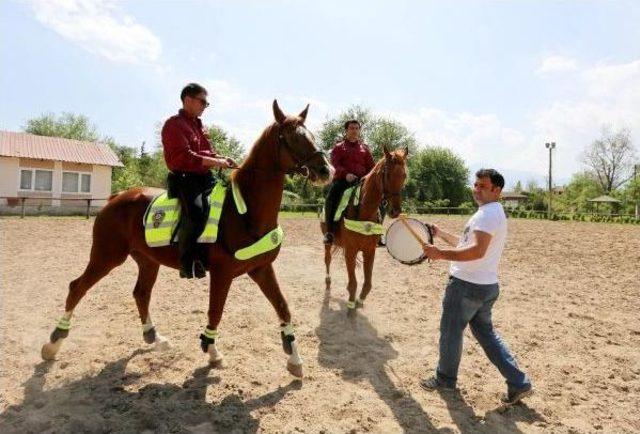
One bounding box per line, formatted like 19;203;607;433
272;100;333;184
381;144;408;219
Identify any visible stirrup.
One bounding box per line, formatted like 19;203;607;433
323;232;334;245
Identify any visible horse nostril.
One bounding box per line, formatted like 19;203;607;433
319;166;329;176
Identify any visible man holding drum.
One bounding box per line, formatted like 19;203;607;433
420;169;533;405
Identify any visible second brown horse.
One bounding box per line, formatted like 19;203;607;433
322;146;408;315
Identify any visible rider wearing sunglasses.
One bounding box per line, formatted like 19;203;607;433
161;83;237;279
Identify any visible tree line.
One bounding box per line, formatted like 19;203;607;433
22;111;638;215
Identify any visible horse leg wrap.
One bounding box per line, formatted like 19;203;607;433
50;327;69;342
200;327;219;353
281;332;295;355
143;327;157;344
280;323;296;355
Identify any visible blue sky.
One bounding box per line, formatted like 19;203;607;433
2;0;639;187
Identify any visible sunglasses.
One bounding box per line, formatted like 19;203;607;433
192;96;210;108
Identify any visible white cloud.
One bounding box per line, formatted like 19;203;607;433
28;0;161;64
536;55;579;75
532;57;640;176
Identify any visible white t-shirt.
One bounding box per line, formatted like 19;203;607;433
449;201;507;285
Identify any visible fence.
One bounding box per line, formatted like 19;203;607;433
2;197;639;224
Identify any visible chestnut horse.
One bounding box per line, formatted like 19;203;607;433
41;101;332;378
322;146;408;315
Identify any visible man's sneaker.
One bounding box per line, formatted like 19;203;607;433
323;232;334;245
501;384;533;405
420;376;455;391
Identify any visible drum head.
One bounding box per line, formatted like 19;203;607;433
385;218;432;265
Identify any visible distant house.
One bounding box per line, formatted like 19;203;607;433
500;191;528;209
552;186;565;196
0;131;123;208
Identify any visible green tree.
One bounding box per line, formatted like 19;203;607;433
406;147;470;207
583;126;637;192
207;124;246;163
106;137;143;192
316;106;418;160
557;171;604;212
24;112;99;141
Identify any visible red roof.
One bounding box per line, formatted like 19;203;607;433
0;131;123;167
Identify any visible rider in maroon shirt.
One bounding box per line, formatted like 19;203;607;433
323;120;375;244
161;83;237;279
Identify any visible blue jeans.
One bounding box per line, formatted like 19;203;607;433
436;276;531;389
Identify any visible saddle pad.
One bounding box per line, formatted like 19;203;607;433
144;183;226;247
329;184;361;222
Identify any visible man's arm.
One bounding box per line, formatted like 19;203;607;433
424;230;492;262
331;146;347;179
431;224;460;247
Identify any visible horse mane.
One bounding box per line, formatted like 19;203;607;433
231;123;278;182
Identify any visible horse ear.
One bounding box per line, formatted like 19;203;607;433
402;146;409;158
383;144;391;158
298;104;309;123
273;99;286;124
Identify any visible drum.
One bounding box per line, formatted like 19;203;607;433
385;218;433;265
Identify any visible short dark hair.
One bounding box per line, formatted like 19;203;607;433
180;83;207;102
344;119;361;130
475;168;505;189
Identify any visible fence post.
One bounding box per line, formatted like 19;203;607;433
86;199;91;219
21;197;26;218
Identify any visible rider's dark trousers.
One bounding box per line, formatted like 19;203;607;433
324;179;352;234
167;171;214;271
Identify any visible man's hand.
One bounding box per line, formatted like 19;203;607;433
224;157;238;168
202;156;237;169
423;243;444;261
429;223;440;238
345;173;357;182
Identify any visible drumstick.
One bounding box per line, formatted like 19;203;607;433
398;214;429;248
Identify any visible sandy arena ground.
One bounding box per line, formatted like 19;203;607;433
1;216;639;433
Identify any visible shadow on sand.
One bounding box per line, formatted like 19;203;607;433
0;349;301;433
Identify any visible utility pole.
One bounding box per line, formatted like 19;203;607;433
635;164;639;219
545;142;556;219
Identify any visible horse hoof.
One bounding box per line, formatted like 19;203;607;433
356;299;364;309
347;308;357;318
210;357;226;369
154;335;171;351
41;340;62;361
287;361;304;378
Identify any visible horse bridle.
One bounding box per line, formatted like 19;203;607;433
277;125;325;177
381;158;402;207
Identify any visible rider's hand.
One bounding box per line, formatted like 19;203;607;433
429;223;440;238
224;157;238;169
202;156;235;169
345;173;357;182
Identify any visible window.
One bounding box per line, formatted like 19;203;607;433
34;170;53;191
62;172;79;192
19;169;52;191
81;173;91;193
62;172;91;193
20;170;32;190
